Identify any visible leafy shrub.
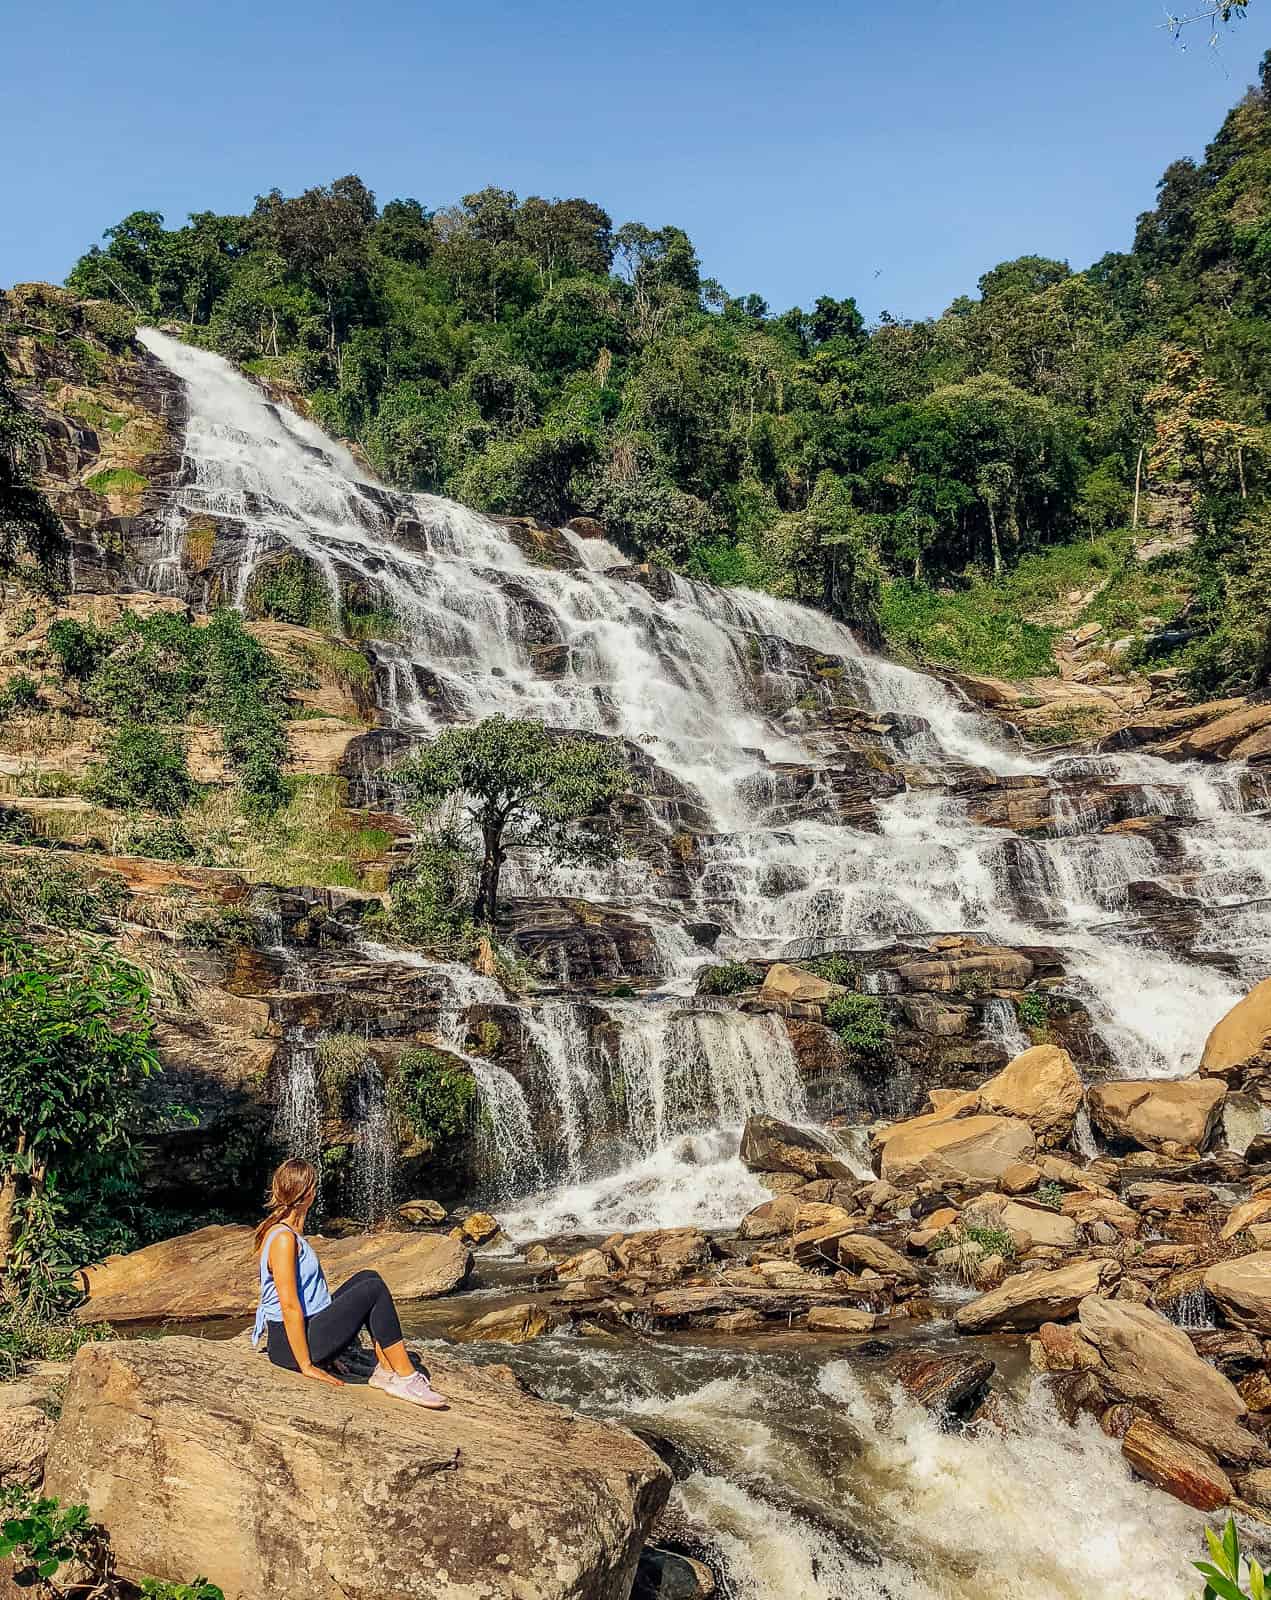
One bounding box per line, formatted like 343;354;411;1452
247;553;335;630
390;1048;477;1146
824;993;893;1055
1035;1181;1065;1211
179;907;258;951
140;1580;225;1600
0;673;40;717
697;961;759;996
383;835;476;955
203;609;289;817
46;617;107;680
316;1032;371;1114
805;953;861;988
0;1299;111;1381
84;467;148;496
1015;992;1050;1030
86;723;197;815
0;859;128;933
122;819;197;861
0;806;35;845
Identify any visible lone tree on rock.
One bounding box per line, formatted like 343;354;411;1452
391;717;632;926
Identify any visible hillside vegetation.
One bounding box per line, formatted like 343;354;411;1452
39;52;1271;695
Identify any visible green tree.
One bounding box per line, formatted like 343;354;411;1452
0;938;159;1286
390;717;632;925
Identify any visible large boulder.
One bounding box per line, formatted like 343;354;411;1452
759;963;845;1005
1077;1296;1261;1465
976;1045;1083;1144
44;1338;670;1600
739;1116;854;1181
1202;977;1271;1078
611;1229;711;1279
1204;1252;1271;1334
78;1224;472;1324
879;1114;1035;1187
1121;1417;1234;1511
962;1193;1080;1252
953;1259;1116;1333
1086;1078;1225;1155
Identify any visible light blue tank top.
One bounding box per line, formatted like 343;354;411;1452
252;1224;333;1346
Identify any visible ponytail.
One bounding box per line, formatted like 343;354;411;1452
254;1158;318;1251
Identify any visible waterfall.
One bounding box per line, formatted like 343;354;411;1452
982;997;1031;1059
273;1028;321;1170
349;1056;393;1226
139;328;1271;1099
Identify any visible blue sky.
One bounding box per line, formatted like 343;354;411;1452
1;0;1265;321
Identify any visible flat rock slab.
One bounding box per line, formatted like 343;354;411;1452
78;1224;472;1324
44;1337;669;1600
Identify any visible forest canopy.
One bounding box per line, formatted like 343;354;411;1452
67;50;1271;692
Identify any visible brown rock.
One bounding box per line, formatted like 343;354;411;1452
1000;1162;1042;1195
1121;1416;1233;1510
396;1199;447;1227
738;1195;801;1240
452;1303;553;1345
954;1259;1117;1333
1078;1296;1261;1465
1028;1321;1100;1373
1086;1079;1226;1154
1237;1467;1271;1511
740;1116;853;1182
835;1234;924;1283
880;1114;1036;1187
44;1337;669;1600
0;1364;66;1488
759;963;847;1005
611;1229;711;1279
556;1248;612;1282
976;1045;1083;1144
460;1212;501;1246
806;1307;883;1333
884;1348;995;1418
1205;1252;1271;1334
79;1225;471;1324
1221;1194;1271;1241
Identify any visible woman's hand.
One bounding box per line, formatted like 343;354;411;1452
300;1363;344;1387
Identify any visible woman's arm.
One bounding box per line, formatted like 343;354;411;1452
267;1230;342;1386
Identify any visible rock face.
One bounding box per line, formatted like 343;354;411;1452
1085;1078;1225;1154
1202;977;1271;1077
44;1338;670;1600
759;963;845;1005
78;1224;472;1324
954;1260;1116;1333
739;1116;853;1181
879;1114;1035;1187
1204;1252;1271;1334
1076;1296;1261;1465
975;1045;1083;1144
1121;1417;1234;1512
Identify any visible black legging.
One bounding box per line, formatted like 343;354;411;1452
266;1269;404;1371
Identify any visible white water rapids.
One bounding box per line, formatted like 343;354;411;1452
133;329;1260;1598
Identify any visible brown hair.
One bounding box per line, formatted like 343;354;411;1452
254;1159;318;1251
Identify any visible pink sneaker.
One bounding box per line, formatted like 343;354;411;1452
368;1363;395;1392
383;1370;448;1409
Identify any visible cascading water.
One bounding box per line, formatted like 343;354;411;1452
139;321;1271;1098
273;1028;321;1172
348;1055;393;1226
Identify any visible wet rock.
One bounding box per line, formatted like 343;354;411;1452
612;1229;712;1280
458;1211;501;1246
556;1248;612;1283
1121;1416;1234;1511
1202;976;1271;1078
1077;1296;1261;1465
740;1116;854;1182
44;1337;670;1600
396;1198;447;1227
1238;1468;1271;1510
879;1114;1035;1187
78;1225;472;1324
806;1307;883;1333
452;1303;553;1345
1028;1321;1101;1373
738;1195;802;1239
1086;1079;1226;1155
954;1259;1118;1333
634;1546;717;1600
759;962;846;1005
1204;1252;1271;1334
884;1348;995;1421
835;1234;924;1284
1125;1181;1214;1216
976;1045;1083;1145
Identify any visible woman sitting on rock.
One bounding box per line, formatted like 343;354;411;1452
252;1158;446;1409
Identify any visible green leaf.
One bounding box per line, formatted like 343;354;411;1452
1195;1562;1250;1600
